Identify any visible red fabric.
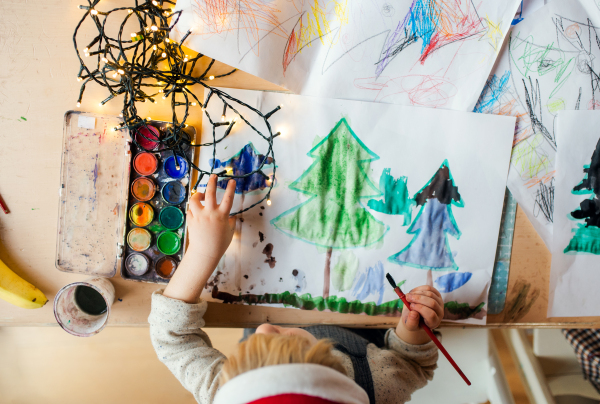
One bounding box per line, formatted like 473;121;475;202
248;394;342;404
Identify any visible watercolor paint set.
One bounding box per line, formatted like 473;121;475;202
56;112;195;284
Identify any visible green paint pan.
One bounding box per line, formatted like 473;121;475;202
156;231;181;255
159;206;185;230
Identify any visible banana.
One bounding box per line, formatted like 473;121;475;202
0;256;48;309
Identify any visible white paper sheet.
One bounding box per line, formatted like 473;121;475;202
198;89;515;324
548;110;600;318
172;0;520;111
478;0;600;248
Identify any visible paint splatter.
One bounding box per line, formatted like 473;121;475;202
352;261;395;305
332;251;359;292
210;143;274;194
367;168;414;225
292;269;299;276
434;272;472;293
262;243;276;268
20;117;27;121
259;231;265;242
503;279;540;322
243;275;249;279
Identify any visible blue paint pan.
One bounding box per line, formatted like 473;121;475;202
164;155;188;179
161;181;186;205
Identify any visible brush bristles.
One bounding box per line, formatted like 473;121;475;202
385;273;396;289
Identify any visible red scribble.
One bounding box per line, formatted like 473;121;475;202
524;171;556;189
588;99;600;110
283;19;302;74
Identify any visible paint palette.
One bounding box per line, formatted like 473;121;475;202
56;112;195;284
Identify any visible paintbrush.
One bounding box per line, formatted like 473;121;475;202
386;273;471;386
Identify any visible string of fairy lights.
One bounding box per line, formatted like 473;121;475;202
74;0;279;215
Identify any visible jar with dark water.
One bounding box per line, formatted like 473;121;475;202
74;285;107;315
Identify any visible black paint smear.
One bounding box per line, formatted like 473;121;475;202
259;212;263;216
258;231;265;242
240;217;244;223
522;77;556;150
292;269;299;276
262;243;276;268
243;274;249;279
206;271;223;289
414;164;461;206
261;206;265;210
534;178;554;223
572;137;600;227
503;279;540;323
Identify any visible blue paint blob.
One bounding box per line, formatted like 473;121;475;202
164;156;189;179
161;181;186;205
209;142;274;194
434;272;473;293
352;261;386;305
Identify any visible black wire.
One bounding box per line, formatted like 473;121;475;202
73;0;278;215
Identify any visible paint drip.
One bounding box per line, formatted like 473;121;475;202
159;206;184;230
133;152;158;175
164;155;188;179
125;253;150;276
157;231;181;255
135;125;160;150
131;177;156;201
156;256;178;278
129;202;154;226
74;285;107;315
127;228;152;252
161;181;186;205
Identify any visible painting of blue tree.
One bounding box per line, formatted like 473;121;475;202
388;160;463;271
210;142;274;194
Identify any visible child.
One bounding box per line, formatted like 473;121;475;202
149;175;444;404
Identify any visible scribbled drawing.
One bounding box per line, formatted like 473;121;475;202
271;118;388;298
472;71;512;114
434;272;472;293
210;142;274;290
375;0;486;76
565;137;600;254
388;160;463;271
533;177;554;223
522;77;556;149
367;168;414;225
352;261;397;306
444;301;485;321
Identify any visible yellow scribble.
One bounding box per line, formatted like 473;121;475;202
511;133;553;179
485;15;503;54
299;0;348;50
546;98;565;114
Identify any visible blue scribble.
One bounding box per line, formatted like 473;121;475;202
352;261;386;305
209;143;274;194
511;1;524;25
389;198;460;271
473;71;511;114
434;272;472;293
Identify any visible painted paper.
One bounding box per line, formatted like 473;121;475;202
198;88;515;324
172;0;520;111
478;0;600;248
549;110;600;317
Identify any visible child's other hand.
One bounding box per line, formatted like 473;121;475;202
402;285;444;331
187;174;236;263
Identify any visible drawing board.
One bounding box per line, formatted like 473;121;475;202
549;110;600;318
198;89;515;324
172;0;520;111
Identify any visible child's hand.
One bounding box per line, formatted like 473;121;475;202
186;174;236;263
395;285;444;345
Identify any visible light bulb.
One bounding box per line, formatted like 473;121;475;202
131;32;136;37
128;9;133;13
209;75;214;80
77;77;82;82
158;89;163;93
146;117;151;121
77;102;81;107
221;115;225;121
112;127;117;132
183;57;188;62
151;25;158;31
280;104;283;108
112;72;118;78
162;52;166;58
91;9;98;15
117;69;124;74
102;57;108;63
191;102;196;106
267;199;272;206
153;45;157;50
119;113;123;117
162;96;167;100
152;0;158;5
165;38;170;43
83;47;89;53
99;102;103;106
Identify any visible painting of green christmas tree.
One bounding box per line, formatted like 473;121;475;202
388;160;463;271
564;137;600;255
271;118;388;297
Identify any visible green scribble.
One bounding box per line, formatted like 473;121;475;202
271;118;388;249
20;117;27;121
332;251;359;292
444;301;485;320
565;223;600;254
367;168;414;225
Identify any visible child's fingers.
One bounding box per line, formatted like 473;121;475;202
406;293;441;315
409;286;444;306
402;307;421;331
219;179;236;214
189;191;204;217
410;303;440;328
205;174;218;209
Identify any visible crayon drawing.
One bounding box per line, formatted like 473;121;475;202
173;0;520;110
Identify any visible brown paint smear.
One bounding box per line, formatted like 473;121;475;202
262;243;276;268
503;279;540;323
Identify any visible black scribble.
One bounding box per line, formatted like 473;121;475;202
523;77;556;150
576;87;582;110
533;178;555;223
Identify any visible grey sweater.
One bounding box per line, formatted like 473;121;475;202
149;290;439;404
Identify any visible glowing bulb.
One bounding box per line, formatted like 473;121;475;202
119;113;123;117
221;115;225;121
152;0;158;5
77;102;81;107
90;9;98;15
85;52;90;57
165;38;170;43
77;77;82;82
112;127;117;132
280;104;283;108
162;52;166;58
158;89;163;93
117;69;124;74
153;45;157;50
162;96;167;100
208;75;214;80
191;102;196;106
99;102;103;106
151;25;158;31
183;57;188;62
131;33;136;37
112;72;118;78
128;9;133;13
267;199;272;206
83;47;89;53
146;117;151;121
102;57;108;63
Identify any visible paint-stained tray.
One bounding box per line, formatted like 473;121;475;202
120;121;195;284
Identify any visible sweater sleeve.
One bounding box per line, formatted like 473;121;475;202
369;329;439;404
148;290;226;404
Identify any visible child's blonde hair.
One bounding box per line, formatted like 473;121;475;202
220;333;346;385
